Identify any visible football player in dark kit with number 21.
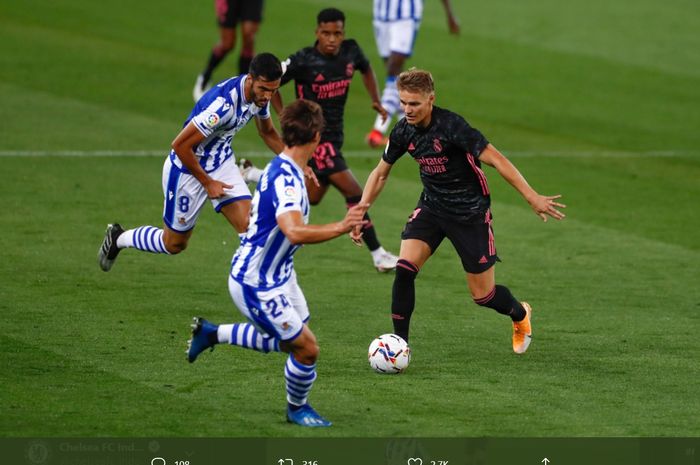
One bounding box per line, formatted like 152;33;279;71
353;68;566;354
270;8;399;273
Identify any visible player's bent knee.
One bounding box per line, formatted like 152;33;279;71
216;41;235;55
163;236;188;254
307;343;320;363
293;343;319;365
164;242;186;254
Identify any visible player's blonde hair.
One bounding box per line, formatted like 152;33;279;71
397;68;435;95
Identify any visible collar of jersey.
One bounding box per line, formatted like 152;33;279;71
279;153;305;176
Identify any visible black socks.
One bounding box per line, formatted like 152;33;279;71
473;284;526;321
391;259;419;342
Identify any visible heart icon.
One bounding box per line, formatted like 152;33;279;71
407;458;423;465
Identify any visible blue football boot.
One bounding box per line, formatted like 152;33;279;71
286;404;332;427
187;317;218;363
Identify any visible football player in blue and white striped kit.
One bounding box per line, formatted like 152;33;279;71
186;99;366;427
98;53;285;272
366;0;460;147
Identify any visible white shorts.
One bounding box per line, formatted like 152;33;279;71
228;272;310;342
161;155;252;232
373;19;421;58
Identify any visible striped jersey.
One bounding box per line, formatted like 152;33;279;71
230;154;309;290
373;0;424;21
169;74;271;173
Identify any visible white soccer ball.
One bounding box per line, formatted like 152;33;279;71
368;333;411;374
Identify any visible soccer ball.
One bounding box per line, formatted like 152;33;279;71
368;334;411;374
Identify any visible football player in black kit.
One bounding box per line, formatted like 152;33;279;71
264;8;399;272
353;68;566;354
193;0;265;101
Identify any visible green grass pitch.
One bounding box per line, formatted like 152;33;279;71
1;0;699;437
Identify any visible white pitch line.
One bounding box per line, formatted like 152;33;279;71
0;150;166;157
0;149;696;158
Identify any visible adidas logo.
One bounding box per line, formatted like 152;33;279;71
478;256;488;264
408;143;415;151
314;73;325;82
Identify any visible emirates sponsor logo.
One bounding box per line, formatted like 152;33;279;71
311;78;351;99
416;156;449;174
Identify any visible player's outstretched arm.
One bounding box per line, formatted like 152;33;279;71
350;159;394;242
358;159;393;213
255;117;285;154
361;65;388;123
479;144;566;222
171;121;232;198
277;207;367;245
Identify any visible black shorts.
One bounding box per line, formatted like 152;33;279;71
216;0;264;28
401;205;499;273
308;141;349;185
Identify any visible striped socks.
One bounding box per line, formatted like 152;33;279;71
116;226;170;254
285;355;317;407
217;323;280;353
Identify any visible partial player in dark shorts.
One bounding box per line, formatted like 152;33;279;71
308;141;349;185
193;0;266;101
216;0;264;28
401;205;499;274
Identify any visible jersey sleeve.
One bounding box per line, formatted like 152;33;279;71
257;101;271;119
191;96;234;137
281;51;303;86
451;115;490;158
272;171;304;217
382;124;409;164
349;40;370;73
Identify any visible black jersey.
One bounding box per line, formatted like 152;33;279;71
281;40;370;148
383;106;491;222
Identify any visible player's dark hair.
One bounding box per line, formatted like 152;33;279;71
280;100;325;148
317;8;345;25
397;67;435;94
249;53;283;81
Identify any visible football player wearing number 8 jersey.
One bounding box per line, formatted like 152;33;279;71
97;53;285;272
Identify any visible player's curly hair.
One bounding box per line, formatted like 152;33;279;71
317;8;345;24
280;99;325;147
397;68;435;94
